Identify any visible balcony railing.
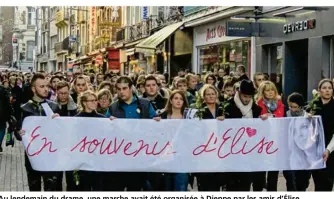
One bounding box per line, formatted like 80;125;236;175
55;37;69;53
54;42;63;53
55;10;69;27
115;10;183;45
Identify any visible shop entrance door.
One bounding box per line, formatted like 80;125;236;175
284;39;308;101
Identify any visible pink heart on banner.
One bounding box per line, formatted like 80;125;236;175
246;127;257;137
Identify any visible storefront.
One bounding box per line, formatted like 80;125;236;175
192;19;251;75
256;7;334;100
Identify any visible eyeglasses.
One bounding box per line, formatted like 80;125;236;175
256;78;265;81
99;97;109;101
58;92;69;95
85;99;97;102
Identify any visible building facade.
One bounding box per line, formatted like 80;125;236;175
183;6;255;76
12;6;36;72
115;6;187;76
256;6;333;100
0;7;14;66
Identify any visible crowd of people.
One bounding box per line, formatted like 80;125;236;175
0;64;334;192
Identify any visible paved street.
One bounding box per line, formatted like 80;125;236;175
0;141;29;191
0;141;324;192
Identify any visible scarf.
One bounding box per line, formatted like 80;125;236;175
263;99;278;113
287;110;306;117
234;92;253;118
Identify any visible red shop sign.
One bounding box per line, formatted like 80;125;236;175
206;23;226;42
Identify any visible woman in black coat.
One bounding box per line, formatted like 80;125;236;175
195;84;225;191
68;90;105;191
307;79;334;191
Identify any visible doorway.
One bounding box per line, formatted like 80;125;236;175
284;39;308;100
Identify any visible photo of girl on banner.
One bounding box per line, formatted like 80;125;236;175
288;117;325;170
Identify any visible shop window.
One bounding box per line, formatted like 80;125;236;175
199;40;250;74
266;45;283;95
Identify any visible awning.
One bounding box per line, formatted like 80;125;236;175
135;22;184;54
125;48;135;56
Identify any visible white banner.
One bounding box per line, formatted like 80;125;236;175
21;116;326;172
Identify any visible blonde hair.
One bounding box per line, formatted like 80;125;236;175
258;81;279;100
97;89;113;104
77;90;97;112
199;84;219;104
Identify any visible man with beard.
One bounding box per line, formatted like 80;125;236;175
224;79;264;191
17;73;62;191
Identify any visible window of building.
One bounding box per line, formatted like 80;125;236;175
26;40;35;61
51;35;57;49
27;7;34;25
199;40;250;74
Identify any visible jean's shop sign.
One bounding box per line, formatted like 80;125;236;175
283;19;316;34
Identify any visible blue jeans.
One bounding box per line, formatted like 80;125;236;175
0;126;6;147
165;173;188;191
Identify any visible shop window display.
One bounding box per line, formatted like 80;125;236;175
199;40;250;75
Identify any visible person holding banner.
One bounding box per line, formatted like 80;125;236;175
286;92;310;191
105;76;158;191
72;90;106;191
96;89;113;115
54;81;78;191
54;81;78;117
142;75;168;191
307;79;334;191
257;81;285;192
224;79;263;191
195;84;225;191
18;73;62;191
160;90;189;191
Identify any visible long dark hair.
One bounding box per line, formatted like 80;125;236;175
164;90;189;115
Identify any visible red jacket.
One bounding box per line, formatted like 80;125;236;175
257;98;284;118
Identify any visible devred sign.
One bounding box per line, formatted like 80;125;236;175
283;19;316;34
